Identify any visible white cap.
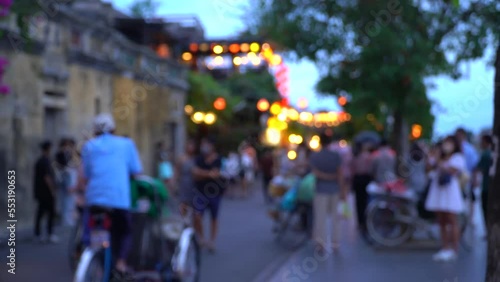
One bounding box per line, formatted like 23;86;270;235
93;113;115;133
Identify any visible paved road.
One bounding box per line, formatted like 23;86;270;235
0;188;488;282
267;199;487;282
0;185;297;282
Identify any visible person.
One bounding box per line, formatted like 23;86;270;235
34;141;59;243
81;113;143;279
240;144;256;198
425;135;466;262
351;142;373;237
174;139;198;216
259;149;275;203
473;134;493;229
192;137;224;252
157;142;174;193
309;132;346;252
54;138;71;226
371;139;397;183
455;127;479;218
224;151;242;198
407;142;428;194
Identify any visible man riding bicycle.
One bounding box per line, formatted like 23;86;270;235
81;113;143;280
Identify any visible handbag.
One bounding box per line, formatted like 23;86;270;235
438;170;452;186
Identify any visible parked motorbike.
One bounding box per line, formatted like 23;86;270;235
365;180;472;249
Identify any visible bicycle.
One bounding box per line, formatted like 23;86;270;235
73;175;200;282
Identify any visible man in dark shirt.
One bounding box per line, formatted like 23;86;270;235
33;141;58;243
193;137;224;252
309;132;346;251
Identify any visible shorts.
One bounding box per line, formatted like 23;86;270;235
192;194;222;219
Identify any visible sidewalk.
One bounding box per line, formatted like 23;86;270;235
267;198;487;282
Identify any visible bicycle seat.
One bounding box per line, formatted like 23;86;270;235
89;206;114;215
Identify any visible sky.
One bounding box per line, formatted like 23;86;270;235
110;0;495;137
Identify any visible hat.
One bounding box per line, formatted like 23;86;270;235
93;113;115;133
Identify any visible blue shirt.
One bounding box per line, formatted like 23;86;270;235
82;134;142;209
462;141;479;173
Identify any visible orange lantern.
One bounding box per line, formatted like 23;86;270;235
213;97;226;110
189;43;198;52
229;44;240;53
338;96;347;106
257;98;270;112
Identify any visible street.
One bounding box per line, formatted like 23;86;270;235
0;186;297;282
267;198;487;282
0;186;487;282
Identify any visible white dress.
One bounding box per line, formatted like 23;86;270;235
425;153;466;214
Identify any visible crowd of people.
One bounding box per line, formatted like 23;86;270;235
262;127;494;261
32;112;494;279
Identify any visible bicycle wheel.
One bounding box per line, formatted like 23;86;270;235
68;223;84;272
172;237;200;282
74;248;112;282
366;199;414;247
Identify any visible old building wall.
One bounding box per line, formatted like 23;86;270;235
0;51;45;225
66;65;113;140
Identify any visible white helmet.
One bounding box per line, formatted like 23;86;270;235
93;113;115;133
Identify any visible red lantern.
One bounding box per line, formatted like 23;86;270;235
213;97;226;110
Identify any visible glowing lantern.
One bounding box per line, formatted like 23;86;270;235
412;124;422;139
270;54;282;66
233;57;242;66
270;102;282;115
250;42;260;52
182;52;192;61
265;128;281;146
204;112;217;125
298;98;308;109
184;105;193;115
192;112;205;124
189;43;198;52
262;43;270;50
157;44;169;58
287;150;297;160
213;45;223;54
257;98;270;112
338;96;347;106
213;97;226;110
199;43;209;52
229;44;240;53
240;43;249;52
288;109;299;121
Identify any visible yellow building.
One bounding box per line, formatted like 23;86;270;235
0;2;188;227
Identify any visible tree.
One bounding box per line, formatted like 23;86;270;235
129;0;159;18
250;0;489;169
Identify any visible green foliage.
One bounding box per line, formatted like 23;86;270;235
222;70;280;101
129;0;159;18
249;0;494;142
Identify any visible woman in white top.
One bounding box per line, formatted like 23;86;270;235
425;135;466;262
